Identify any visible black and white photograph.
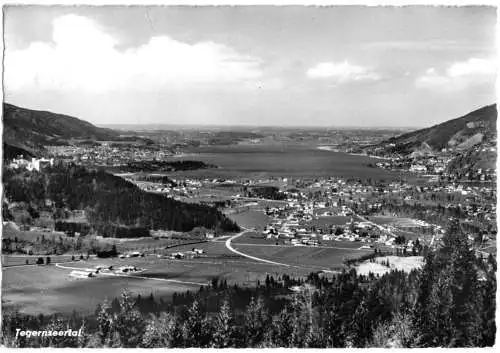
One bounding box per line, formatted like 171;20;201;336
0;2;497;348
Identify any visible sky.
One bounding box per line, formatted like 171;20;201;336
3;5;497;127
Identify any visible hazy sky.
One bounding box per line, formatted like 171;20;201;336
4;6;497;127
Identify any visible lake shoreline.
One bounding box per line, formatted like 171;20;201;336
317;145;391;160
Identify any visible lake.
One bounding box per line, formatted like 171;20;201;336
166;144;402;180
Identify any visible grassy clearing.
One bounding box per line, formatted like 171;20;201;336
231;232;272;245
232;244;370;270
355;256;424;276
2;246;314;315
1;255;76;267
101;237;188;252
2;239;375;315
227;211;270;229
363;216;398;225
309;216;350;227
2;264;195;315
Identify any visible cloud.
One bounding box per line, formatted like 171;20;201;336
5;14;263;93
415;57;497;91
362;40;492;53
306;61;381;83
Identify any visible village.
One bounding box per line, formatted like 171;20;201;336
45;143;175;167
5;149;496;258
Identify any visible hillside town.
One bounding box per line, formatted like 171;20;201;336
46;143;175;166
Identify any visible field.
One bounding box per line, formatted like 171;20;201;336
2;236;371;314
1;254;76;267
100;237;193;253
309;216;351;227
355;256;424;276
2;264;196;315
231;242;371;271
166;144;399;180
226;211;270;230
367;216;429;227
231;231;272;245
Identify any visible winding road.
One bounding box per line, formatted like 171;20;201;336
224;228;292;267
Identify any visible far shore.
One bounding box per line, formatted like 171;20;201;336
317;145;391;160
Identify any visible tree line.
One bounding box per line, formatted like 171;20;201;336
106;160;217;173
2;164;239;236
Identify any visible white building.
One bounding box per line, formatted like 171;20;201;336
9;157;54;172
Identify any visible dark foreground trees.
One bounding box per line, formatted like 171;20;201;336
412;220;496;347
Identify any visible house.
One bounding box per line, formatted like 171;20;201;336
9;157;54;172
410;164;427;173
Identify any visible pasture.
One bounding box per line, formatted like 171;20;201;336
231;231;272;245
309;216;350;227
2;237;367;314
231;243;371;270
227;211;270;230
1;254;76;267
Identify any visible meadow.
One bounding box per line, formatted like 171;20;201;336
226;210;270;230
1;254;76;267
231;242;371;270
2;238;368;315
2;264;195;315
309;215;351;227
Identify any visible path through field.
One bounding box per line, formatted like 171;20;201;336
54;262;207;286
224;229;292;267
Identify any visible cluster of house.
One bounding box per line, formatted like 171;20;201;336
376;155;450;174
119;251;144;258
131;178;202;200
46;144;173;166
168;248;204;259
262;199;393;246
8;157;54;172
69;264;139;279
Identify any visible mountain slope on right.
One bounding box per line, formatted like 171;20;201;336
377;104;496;155
367;104;497;177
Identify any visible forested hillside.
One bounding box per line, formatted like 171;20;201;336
3;103;119;150
374;104;497;155
445;148;497;177
3;143;35;160
2;164;239;236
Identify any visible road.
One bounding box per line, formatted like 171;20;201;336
232;196;287;204
224;228;292;267
229;241;369;251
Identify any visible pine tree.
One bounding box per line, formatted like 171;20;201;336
266;305;295;347
478;266;496;346
141;312;177;348
96;300;113;346
321;304;344;347
288;284;317;347
349;297;370;347
211;299;235;348
243;296;270;347
113;290;146;347
182;299;210;347
42;317;79;347
412;220;485;347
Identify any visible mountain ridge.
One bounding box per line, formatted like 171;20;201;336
2;103;120;151
374;104;497;155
